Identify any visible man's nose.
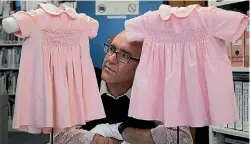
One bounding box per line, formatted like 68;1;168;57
108;53;118;64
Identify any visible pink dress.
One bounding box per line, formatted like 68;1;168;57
125;4;249;127
11;3;105;134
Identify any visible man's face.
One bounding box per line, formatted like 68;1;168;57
101;32;142;84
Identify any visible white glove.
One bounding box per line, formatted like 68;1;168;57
90;123;123;141
90;123;109;137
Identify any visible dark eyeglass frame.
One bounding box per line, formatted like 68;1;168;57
104;43;140;63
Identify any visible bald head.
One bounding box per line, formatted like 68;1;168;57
112;30;143;59
101;30;143;86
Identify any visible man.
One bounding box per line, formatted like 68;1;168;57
54;31;193;144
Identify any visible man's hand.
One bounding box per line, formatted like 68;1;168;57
117;119;164;144
91;123;124;141
121;127;155;144
91;134;122;144
122;125;194;144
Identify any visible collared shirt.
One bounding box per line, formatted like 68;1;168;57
99;80;193;143
100;80;194;143
100;80;131;100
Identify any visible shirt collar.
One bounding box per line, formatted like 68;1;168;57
100;80;131;100
158;4;200;21
37;3;78;19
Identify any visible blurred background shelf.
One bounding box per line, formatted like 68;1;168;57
232;67;250;72
210;125;249;139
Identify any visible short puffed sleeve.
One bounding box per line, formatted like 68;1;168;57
125;11;151;41
10;10;37;38
208;7;248;43
86;16;99;39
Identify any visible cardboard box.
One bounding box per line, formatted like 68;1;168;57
232;33;245;67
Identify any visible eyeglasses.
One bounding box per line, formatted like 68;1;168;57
104;43;140;63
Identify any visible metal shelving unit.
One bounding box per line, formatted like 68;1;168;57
208;1;250;144
209;125;249;139
0;68;19;70
0;43;23;46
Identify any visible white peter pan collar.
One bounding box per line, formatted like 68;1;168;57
37;3;78;19
158;4;200;21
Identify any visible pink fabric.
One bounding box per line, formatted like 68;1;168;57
125;4;248;127
11;3;105;134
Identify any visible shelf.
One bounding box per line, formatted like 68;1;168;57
232;67;249;72
0;43;23;46
0;68;19;70
210;125;249;139
211;0;248;7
